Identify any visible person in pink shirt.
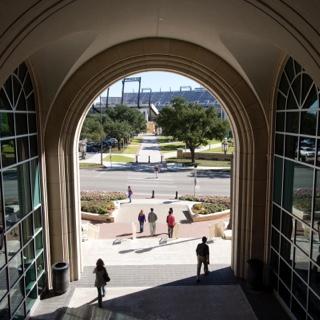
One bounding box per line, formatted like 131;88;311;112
166;208;176;238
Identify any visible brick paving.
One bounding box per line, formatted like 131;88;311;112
78;264;236;288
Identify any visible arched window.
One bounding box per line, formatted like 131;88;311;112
272;57;320;319
0;63;44;320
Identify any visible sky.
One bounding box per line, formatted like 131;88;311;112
95;71;202;101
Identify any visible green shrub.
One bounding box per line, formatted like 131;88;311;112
179;194;230;207
81;191;126;201
81;200;115;215
192;202;229;215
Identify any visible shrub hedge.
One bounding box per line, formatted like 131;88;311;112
179;194;230;215
81;200;115;215
81;191;126;201
80;191;125;215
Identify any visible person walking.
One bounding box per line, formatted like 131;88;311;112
148;208;158;236
127;186;133;203
138;209;146;233
196;236;210;283
166;208;176;238
93;258;110;307
154;165;159;178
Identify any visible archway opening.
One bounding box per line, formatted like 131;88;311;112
71;69;241;318
78;69;234;297
42;39;268;314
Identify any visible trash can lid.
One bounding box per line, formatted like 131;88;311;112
52;262;69;270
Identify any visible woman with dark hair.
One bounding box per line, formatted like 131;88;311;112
138;209;146;233
93;258;109;307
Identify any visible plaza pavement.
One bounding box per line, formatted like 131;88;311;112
30;139;283;319
31;198;289;320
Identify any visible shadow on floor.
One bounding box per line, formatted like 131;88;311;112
31;267;290;320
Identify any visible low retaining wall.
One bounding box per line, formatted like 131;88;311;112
192;209;230;222
81;212;114;222
177;149;232;161
81;200;122;223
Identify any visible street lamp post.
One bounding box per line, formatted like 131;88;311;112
109;146;112;168
100;95;103;165
193;164;198;196
222;138;228;155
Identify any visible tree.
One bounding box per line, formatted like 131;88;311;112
157;97;229;163
81;104;147;150
106;120;132;150
106;105;146;135
80;114;104;142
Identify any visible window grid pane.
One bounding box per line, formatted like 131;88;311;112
0;63;43;320
272;57;320;320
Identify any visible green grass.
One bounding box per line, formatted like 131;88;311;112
166;157;231;167
157;136;174;143
199;146;235;154
103;155;133;163
109;136;141;154
206;139;220;145
131;137;143;144
80;163;103;169
122;144;140;154
159;142;185;153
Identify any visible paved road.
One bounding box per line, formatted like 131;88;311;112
80;168;230;197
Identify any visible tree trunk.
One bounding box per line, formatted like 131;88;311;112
117;141;121;150
190;147;195;164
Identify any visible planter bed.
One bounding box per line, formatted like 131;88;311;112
190;206;230;222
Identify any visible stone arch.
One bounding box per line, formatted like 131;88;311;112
44;38;269;281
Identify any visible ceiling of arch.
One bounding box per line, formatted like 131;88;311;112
2;0;320;116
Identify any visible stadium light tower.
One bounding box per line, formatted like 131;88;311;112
141;88;152;106
105;87;110;109
180;86;192;91
121;77;141;108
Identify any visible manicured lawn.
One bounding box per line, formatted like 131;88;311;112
159;142;185;153
157;136;174;143
131;137;143;144
166;157;231;167
80;163;103;169
207;139;221;145
199;146;235;154
103;154;134;163
109;136;142;154
122;144;140;154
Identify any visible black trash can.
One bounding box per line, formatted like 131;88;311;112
52;262;69;295
247;258;263;290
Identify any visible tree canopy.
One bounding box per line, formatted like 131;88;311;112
80;104;146;149
156;97;229;163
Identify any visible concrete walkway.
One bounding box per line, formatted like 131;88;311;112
137;134;161;163
96;199;229;239
31;234;288;320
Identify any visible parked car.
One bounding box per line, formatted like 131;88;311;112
104;138;118;147
299;146;315;161
86;142;100;153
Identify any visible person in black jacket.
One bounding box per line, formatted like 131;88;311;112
196;236;210;282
